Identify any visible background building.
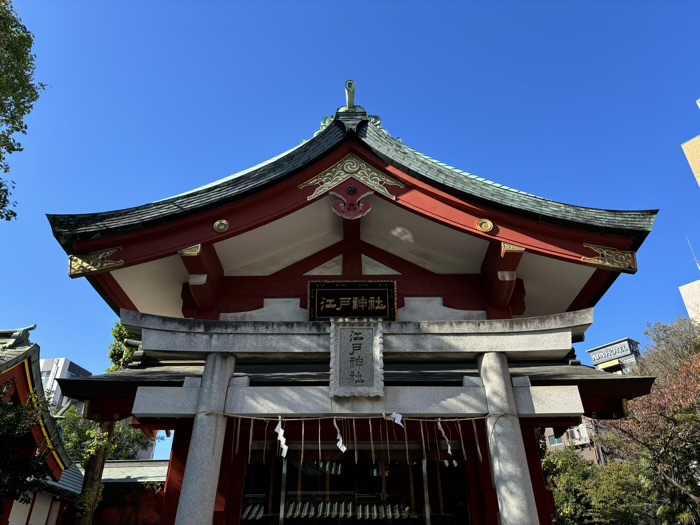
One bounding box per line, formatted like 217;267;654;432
587;338;641;374
40;358;91;411
544;339;641;464
681;99;700;187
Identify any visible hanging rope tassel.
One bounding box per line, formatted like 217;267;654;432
369;419;376;463
403;420;410;465
263;420;270;464
437;419;452;456
419;420;426;460
248;419;255;464
457;421;467;461
236;416;242;455
352;419;358;464
333;417;347;453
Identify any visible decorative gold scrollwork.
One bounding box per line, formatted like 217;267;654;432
69;247;123;278
582;244;637;273
299;154;404;201
178;244;202;256
501;242;525;254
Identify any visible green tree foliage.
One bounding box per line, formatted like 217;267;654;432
542;447;595;525
0;1;44;220
602;318;700;523
65;321;152;525
60;405;150;466
543;447;656;525
544;318;700;525
586;460;656;524
0;382;51;504
107;322;133;372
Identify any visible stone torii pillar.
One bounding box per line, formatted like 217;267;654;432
175;352;236;525
478;352;539;525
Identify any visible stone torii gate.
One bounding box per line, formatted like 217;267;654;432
122;309;592;525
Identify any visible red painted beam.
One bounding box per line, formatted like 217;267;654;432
343;218;362;276
481;241;526;317
177;243;224;317
220;273;486;313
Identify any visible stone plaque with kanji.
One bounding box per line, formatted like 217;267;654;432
330;319;384;397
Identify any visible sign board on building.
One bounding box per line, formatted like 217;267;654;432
589;339;638;365
329;319;384;397
308;281;397;321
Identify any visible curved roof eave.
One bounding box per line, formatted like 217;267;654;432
47;111;657;251
0;336;73;477
356;123;657;249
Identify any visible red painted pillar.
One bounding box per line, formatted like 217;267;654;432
1;499;12;525
161;423;193;525
520;422;554;525
222;419;249;525
473;420;499;525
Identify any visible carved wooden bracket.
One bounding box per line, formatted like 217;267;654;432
330;179;374;220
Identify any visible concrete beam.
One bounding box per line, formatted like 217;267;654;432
121;308;593;361
132;383;582;419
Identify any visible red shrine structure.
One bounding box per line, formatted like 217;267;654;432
50;82;657;525
1;327;81;525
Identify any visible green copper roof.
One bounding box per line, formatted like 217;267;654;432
48;108;657;250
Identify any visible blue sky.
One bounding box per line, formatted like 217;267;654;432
3;2;700;458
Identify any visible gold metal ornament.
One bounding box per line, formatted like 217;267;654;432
582;244;637;273
299;154;404;201
476;218;494;233
501;242;525;253
213;220;229;233
178;244;202;256
69;247;124;278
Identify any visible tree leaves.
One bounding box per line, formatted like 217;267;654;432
0;2;44;220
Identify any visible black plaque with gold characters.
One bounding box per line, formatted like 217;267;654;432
308;281;397;321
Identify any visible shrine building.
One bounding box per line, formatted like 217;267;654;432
50;82;657;525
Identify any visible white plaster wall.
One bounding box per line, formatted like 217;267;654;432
220;299;308;321
361;198;489;274
46;499;60;525
517;252;595;317
27;493;52;525
8;498;30;525
215;197;342;276
7;493;53;525
398;297;486;321
112;255;188;318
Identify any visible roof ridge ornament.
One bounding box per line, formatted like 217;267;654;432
345;80;356;108
315;81;391;137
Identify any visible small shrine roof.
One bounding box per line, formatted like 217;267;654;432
48;106;657;250
0;326;74;478
58;358;653;414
